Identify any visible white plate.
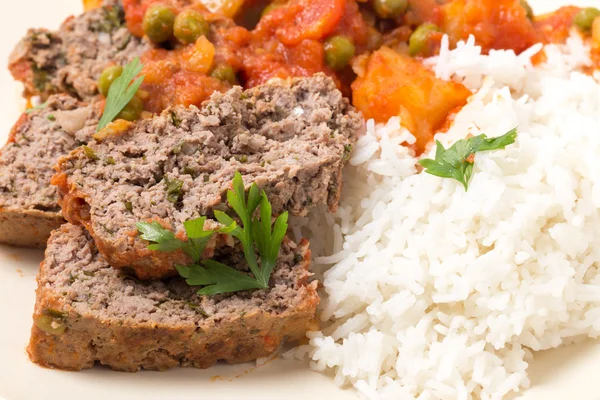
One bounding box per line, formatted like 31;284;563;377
2;1;600;399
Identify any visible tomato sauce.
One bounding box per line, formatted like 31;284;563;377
244;0;366;89
124;0;369;110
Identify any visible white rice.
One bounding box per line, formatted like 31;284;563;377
286;33;600;399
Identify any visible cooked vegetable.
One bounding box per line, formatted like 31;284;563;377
352;48;471;154
174;9;209;44
83;0;103;11
419;128;518;191
32;66;51;93
593;16;600;44
372;0;408;19
116;95;143;122
165;177;184;203
205;0;245;18
98;65;123;97
520;0;533;20
143;4;175;43
442;0;538;55
82;145;99;161
97;57;145;131
35;314;66;335
573;7;600;32
210;64;237;84
137;172;289;296
324;35;355;70
185;35;215;74
276;0;345;46
409;23;440;56
98;5;124;33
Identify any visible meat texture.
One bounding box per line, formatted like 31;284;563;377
54;75;364;278
27;224;319;372
8;3;149;100
0;95;100;247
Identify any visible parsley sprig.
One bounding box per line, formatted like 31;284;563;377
97;58;144;131
137;172;289;296
419;128;518;191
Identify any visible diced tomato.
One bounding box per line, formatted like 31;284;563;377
442;0;538;54
331;0;370;48
140;45;229;113
122;0;149;37
352;47;472;154
404;0;443;26
275;0;346;46
534;6;580;44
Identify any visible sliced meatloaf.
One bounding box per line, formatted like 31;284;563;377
54;74;364;279
9;3;149;100
0;95;101;248
27;224;319;372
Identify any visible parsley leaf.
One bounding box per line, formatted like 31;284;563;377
419;128;518;191
136;217;236;263
137;172;290;296
136;221;184;253
177;261;264;296
97;58;144;131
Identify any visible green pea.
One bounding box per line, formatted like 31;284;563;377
174;9;209;44
409;23;440;57
98;65;123;97
210;65;237;84
35;315;66;335
116;96;144;122
143;4;176;43
520;0;533;20
574;7;600;32
373;0;408;19
324;36;356;71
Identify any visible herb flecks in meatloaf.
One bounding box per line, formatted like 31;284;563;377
54;74;364;279
8;3;149;100
27;224;319;372
0;95;100;248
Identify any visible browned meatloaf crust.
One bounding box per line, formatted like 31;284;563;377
27;224;319;372
54;75;364;279
0;95;100;248
8;3;149;100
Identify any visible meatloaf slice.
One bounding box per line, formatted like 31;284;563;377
27;224;319;372
0;95;101;248
9;3;149;100
54;74;364;278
